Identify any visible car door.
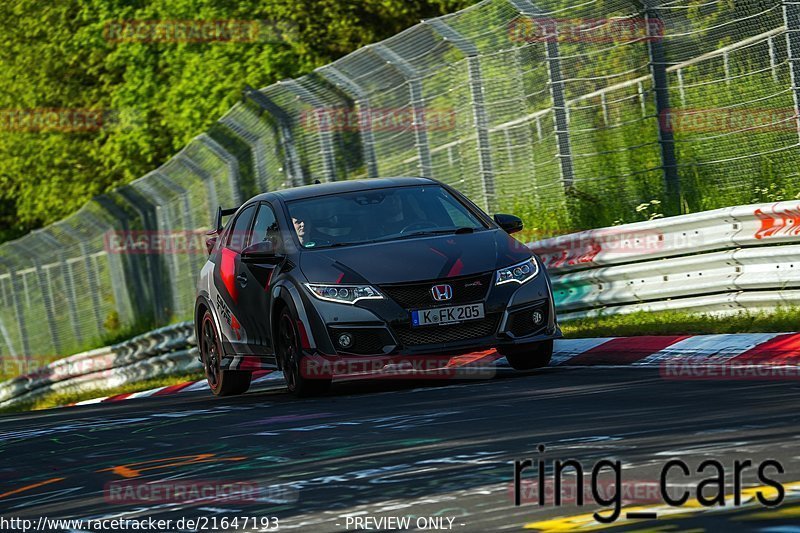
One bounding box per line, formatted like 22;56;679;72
237;202;283;354
212;203;256;355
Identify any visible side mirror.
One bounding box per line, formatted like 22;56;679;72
493;213;523;235
241;240;283;264
205;236;217;255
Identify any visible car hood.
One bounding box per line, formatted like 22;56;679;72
299;229;532;285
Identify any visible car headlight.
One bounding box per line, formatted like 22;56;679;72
304;284;384;304
496;257;539;285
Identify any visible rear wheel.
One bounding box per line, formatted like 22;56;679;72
199;311;251;396
276;308;331;397
499;339;554;370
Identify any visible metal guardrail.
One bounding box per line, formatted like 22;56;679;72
1;199;798;407
534;199;800;318
0;322;198;408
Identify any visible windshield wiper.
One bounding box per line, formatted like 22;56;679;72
322;228;476;247
326;240;376;247
379;227;476;242
405;227;474;237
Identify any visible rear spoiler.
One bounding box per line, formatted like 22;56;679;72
208;206;239;235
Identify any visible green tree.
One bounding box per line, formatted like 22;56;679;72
0;0;474;242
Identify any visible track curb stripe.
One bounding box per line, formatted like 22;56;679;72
64;332;800;407
564;335;690;366
731;332;800;364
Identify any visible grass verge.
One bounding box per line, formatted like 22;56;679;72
0;372;204;415
561;308;800;338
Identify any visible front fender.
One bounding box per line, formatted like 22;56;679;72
270;280;324;352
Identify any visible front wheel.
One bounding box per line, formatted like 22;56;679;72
276;308;331;397
498;339;554;370
199;311;252;396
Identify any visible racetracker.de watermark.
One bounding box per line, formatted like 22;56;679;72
509;479;697;505
508;16;664;43
301;354;499;380
103;19;292;44
299;107;456;132
531;229;667;253
660;108;800;133
105;230;209;255
661;361;800;380
105;480;298;504
0;108;106;133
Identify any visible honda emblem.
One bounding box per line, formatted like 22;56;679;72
431;284;453;301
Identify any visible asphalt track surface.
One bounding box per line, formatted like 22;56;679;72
0;366;798;532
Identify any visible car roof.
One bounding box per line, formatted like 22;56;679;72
251;177;438;203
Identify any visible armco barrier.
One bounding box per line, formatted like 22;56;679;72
0;200;798;408
0;322;197;407
0;347;200;409
532;200;800;273
536;200;800;315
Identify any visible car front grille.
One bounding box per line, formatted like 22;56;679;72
392;314;500;347
379;272;493;309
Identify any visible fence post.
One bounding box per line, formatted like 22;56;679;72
114;187;171;325
642;1;681;215
82;210;135;329
372;44;434;178
196;134;242;205
7;241;62;356
134;176;182;319
38;231;83;348
280;79;339;182
317;65;380;179
243;86;305;187
177;152;219;228
217;111;270;193
784;1;800;141
508;0;575;192
54;223;106;338
0;258;27;359
426;19;497;213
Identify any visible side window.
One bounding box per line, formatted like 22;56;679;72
251;204;281;249
226;204;256;252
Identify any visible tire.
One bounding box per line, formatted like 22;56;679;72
276;307;331;397
499;339;554;371
199;310;252;396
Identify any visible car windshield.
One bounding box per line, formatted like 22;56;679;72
285;185;487;249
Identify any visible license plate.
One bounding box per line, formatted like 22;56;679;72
412;303;485;327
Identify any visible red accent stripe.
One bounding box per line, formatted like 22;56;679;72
239;357;263;370
566;335;689;365
252;370;272;379
153;382;193;396
731;333;800;364
447;258;464;277
103;392;134;402
335;272;345;284
447;349;501;367
220;248;239;304
296;320;311;349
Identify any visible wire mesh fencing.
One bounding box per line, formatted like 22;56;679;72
0;0;798;363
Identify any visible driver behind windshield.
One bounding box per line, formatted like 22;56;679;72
285;185;485;249
293;216;310;245
377;193;406;236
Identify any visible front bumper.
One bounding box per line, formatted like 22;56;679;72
302;268;562;360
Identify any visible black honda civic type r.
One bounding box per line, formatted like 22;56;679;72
195;177;561;396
